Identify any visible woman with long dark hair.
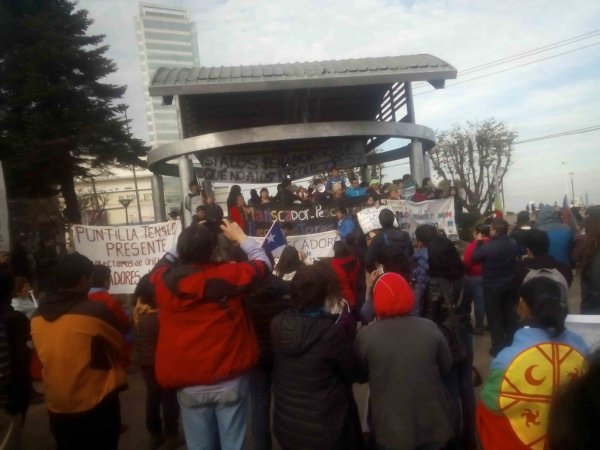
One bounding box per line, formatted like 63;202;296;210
271;264;363;450
478;277;588;450
423;236;476;450
273;246;302;281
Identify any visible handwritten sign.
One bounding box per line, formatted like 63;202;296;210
356;207;388;235
71;221;181;294
198;141;366;183
0;163;9;252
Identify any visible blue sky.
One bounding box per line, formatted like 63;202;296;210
78;0;600;211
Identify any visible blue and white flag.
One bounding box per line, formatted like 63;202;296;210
262;222;287;257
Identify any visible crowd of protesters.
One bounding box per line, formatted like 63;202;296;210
189;169;466;234
0;171;599;449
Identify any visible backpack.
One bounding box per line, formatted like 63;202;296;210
428;277;471;363
523;268;569;312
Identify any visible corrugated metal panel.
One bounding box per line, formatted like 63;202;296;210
150;54;457;94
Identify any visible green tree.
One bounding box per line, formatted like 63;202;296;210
429;118;517;216
0;0;147;223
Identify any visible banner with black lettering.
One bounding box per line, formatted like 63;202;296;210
71;221;182;294
250;230;340;259
198;141;366;183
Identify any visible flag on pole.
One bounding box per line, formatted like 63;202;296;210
493;191;504;217
561;195;571;225
262;222;287;257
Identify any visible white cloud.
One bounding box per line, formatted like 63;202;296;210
77;0;600;209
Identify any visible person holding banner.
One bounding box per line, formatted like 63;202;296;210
149;220;271;450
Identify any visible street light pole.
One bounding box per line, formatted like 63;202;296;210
569;172;575;206
123;109;143;224
119;198;132;225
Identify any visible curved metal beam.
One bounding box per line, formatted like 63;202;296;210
148;121;435;176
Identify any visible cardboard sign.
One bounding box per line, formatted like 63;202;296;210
251;230;339;259
356;207;388;235
71;221;181;294
0;163;9;252
198;141;366;183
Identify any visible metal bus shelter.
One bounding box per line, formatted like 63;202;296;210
147;55;456;224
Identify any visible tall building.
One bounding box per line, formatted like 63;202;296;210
135;2;200;147
135;3;200;213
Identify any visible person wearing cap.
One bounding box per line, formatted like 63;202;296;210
387;184;401;200
355;272;455;450
367;179;380;197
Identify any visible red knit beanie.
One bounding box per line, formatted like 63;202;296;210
372;272;414;318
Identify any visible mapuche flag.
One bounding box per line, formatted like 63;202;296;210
477;327;587;450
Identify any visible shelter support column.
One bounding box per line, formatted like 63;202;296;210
151;174;166;222
178;156;194;226
424;151;432;179
410;141;425;185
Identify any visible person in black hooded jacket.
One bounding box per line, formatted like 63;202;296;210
271;264;363;450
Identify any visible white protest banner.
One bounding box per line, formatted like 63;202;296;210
71;220;182;294
0;163;9;252
360;198;458;240
250;230;339;259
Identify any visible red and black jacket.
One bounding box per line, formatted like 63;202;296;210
150;256;268;388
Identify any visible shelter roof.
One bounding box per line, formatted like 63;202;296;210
149;54;456;96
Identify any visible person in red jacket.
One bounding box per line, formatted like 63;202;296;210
228;194;249;232
88;265;130;332
88;265;132;368
330;240;360;310
463;224;490;335
149;220;270;450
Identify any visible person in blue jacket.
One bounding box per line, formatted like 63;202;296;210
336;207;355;240
345;177;367;198
535;205;574;267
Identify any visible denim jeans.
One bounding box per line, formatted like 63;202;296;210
484;283;518;356
140;366;180;435
467;276;485;330
177;375;249;450
249;368;272;450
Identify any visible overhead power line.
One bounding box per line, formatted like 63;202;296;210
514;124;600;144
413;40;600;96
412;28;600;91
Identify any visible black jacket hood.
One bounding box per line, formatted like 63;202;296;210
36;290;86;322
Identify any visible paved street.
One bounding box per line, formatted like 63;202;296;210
22;277;582;450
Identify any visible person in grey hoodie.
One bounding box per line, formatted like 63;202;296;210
535;205;574;267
